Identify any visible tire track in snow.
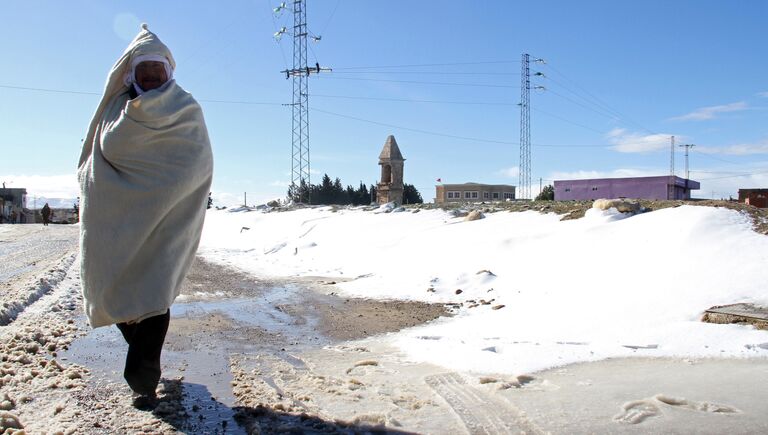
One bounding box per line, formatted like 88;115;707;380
426;372;544;435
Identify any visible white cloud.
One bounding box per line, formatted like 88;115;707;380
496;166;519;178
670;101;748;121
0;174;79;200
606;128;675;153
757;91;768;98
269;180;289;187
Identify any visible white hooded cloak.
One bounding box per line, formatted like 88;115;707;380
78;24;213;327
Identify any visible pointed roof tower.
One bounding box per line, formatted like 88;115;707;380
379;135;405;161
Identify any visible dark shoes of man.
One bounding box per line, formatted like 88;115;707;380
132;391;159;411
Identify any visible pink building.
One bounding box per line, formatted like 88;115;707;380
555;176;700;201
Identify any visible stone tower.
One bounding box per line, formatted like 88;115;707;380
376;135;405;205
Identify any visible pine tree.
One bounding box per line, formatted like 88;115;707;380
332;178;345;204
355;182;369;205
402;184;423;204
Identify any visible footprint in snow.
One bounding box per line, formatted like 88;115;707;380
615;394;740;425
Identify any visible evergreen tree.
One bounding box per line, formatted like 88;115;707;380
535;184;555;201
345;185;357;205
402;183;423;204
355;182;369;206
370;184;377;204
318;174;333;204
332;178;346;204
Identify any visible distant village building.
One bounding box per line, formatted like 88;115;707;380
376;135;405;205
0;187;29;223
435;183;516;204
554;176;700;201
738;188;768;208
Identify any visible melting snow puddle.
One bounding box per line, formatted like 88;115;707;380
64;283;328;433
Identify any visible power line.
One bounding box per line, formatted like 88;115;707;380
691;148;743;165
696;169;768;181
311;106;613;148
541;62;658;136
198;98;282;106
318;0;341;37
332;60;520;70
0;84;285;105
531;107;607;134
0;84;99;96
328;71;519;76
182;7;251;72
544;88;621;121
311;93;514;106
311;107;517;144
321;76;518;88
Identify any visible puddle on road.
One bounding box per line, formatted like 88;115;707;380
63;283;327;434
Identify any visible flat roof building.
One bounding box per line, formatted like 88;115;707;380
435;183;515;204
554;176;700;201
738;189;768;208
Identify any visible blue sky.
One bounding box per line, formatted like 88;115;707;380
2;0;767;206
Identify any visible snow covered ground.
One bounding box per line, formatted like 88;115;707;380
198;204;768;376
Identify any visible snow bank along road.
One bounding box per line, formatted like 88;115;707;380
2;219;768;434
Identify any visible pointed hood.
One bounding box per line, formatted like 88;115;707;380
378;135;405;161
79;24;175;167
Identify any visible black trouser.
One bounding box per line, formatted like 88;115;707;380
116;310;170;396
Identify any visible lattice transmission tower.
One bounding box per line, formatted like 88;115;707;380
519;54;531;200
518;54;544;200
277;0;330;203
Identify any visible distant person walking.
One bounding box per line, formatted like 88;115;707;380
77;24;213;409
41;203;51;226
10;210;17;224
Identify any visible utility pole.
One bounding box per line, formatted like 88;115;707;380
679;143;695;195
278;0;331;204
679;143;695;180
539;177;542;197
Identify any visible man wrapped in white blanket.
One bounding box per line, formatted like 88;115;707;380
78;24;213;408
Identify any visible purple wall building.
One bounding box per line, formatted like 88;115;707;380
554;176;700;201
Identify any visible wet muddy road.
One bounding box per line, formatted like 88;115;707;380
61;256;449;433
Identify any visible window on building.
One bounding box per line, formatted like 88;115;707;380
492;192;500;199
447;191;460;200
565;188;571;192
447;192;454;199
591;187;598;191
464;191;471;199
470;191;479;199
503;192;514;200
483;192;490;199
